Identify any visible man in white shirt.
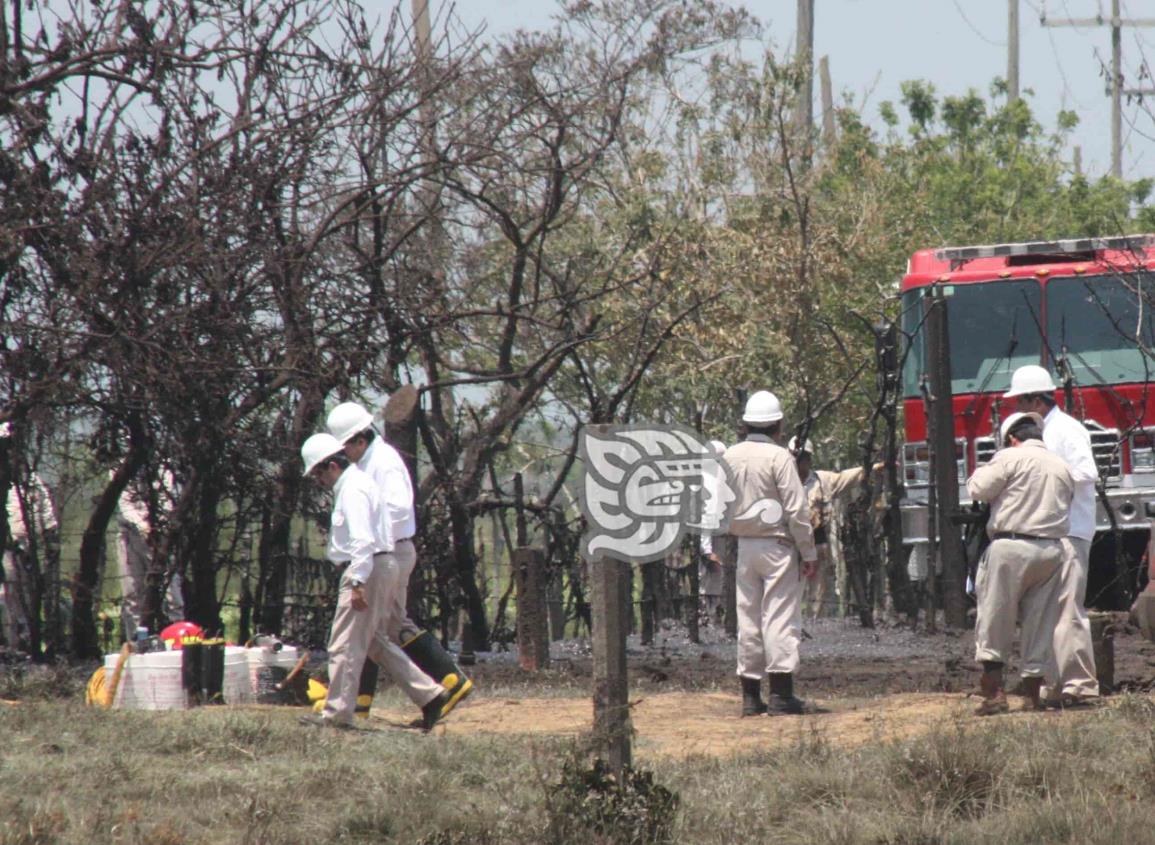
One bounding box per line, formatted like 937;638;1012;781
299;432;448;730
1005;365;1100;706
326;402;473;718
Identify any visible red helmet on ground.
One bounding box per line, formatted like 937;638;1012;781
160;621;204;649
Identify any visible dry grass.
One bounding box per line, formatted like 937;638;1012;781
4;680;1155;844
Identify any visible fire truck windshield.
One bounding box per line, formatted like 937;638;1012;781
901;280;1044;397
1046;273;1155;386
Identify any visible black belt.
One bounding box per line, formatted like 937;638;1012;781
991;532;1050;541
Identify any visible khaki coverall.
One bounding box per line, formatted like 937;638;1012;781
724;435;816;679
967;441;1073;678
801;466;866;618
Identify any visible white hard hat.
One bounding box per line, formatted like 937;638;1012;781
787;436;813;455
301;432;344;476
743;390;784;423
1003;365;1056;398
709;439;727;456
999;411;1044;443
326;402;374;444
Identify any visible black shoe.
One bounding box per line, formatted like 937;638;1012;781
741;676;767;717
767;672;806;715
421;692;451;732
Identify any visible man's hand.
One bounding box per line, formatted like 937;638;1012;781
801;558;818;579
350;584;368;612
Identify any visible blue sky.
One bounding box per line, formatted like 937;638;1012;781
450;0;1155;181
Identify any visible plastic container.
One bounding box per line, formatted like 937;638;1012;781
104;650;188;710
246;645;301;704
223;646;254;705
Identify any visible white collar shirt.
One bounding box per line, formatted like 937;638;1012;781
327;465;392;583
1042;405;1099;541
358;437;417;541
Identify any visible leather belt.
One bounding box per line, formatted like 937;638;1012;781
991;531;1049;541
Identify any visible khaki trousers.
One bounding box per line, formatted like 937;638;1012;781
324;553;443;725
117;524;184;637
1044;537;1098;698
391;539;420;642
801;542;834;618
736;537;803;678
1;549;30;647
974;537;1064;677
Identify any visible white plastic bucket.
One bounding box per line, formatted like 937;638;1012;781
223;645;254;705
246;646;301;703
104;650;187;710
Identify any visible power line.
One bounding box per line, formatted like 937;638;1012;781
951;0;1004;47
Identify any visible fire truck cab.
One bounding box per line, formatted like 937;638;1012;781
899;234;1155;610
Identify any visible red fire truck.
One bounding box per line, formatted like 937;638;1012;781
899;234;1155;610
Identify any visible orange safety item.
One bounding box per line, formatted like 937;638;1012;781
159;621;204;650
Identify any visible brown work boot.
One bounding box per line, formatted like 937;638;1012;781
741;676;767;717
1020;677;1046;711
975;665;1009;716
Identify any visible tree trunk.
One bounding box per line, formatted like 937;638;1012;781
72;442;146;658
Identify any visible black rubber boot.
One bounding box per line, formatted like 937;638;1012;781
1020;676;1046;712
767;672;805;715
355;660;379;718
403;630;473;717
741;676;767;717
421;691;452;732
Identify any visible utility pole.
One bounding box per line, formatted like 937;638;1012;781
795;0;814;166
819;55;836;146
1008;0;1020;102
1042;0;1155;178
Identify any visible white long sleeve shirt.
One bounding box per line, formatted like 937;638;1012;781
357;437;417;541
115;468;176;536
327;465;392;584
1042;405;1098;541
6;474;58;545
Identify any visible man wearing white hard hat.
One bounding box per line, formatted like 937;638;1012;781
967;411;1073;715
1005;364;1100;706
788;437;885;619
326;401;473;720
298;432;449;730
724;391;816;716
698;439;729;625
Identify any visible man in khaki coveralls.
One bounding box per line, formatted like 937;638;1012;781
789;437;884;619
298;433;449;730
724;391;816;716
966;411;1073;715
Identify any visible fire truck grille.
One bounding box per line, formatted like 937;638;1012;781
1085;422;1121;482
974;424;1120;481
975;436;996;467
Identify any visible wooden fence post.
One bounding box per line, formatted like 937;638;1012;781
514;546;550;670
591;555;631;775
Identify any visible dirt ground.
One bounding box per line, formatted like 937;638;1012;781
368;611;1155;759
